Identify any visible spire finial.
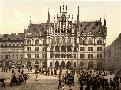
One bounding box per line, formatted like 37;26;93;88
63;2;64;11
66;5;67;11
60;6;61;13
30;16;31;24
72;14;73;19
54;15;55;22
104;15;106;26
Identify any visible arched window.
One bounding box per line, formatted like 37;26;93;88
27;39;31;44
52;37;55;44
56;37;60;44
62;37;65;44
55;46;60;51
67;37;71;44
35;39;39;44
88;38;93;44
97;39;102;44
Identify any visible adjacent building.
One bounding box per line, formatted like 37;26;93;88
105;33;121;71
0;33;24;68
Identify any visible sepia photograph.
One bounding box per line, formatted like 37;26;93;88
0;0;121;90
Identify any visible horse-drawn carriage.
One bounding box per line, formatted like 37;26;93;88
0;73;29;87
10;73;29;86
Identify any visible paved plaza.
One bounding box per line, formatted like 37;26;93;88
0;68;121;90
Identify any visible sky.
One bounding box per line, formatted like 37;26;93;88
0;0;121;46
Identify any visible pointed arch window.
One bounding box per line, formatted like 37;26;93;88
97;39;102;44
88;38;93;44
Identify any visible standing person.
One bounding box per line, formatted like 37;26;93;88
30;67;32;72
36;73;38;81
79;79;83;90
51;68;53;75
58;79;62;89
12;68;14;75
61;84;65;90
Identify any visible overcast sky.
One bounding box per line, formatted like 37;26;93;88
0;0;121;46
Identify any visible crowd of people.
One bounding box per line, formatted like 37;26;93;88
78;70;120;90
55;68;121;90
0;66;121;90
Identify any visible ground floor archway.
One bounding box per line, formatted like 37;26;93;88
74;62;76;68
88;62;93;69
35;60;39;69
55;61;59;69
61;61;65;69
66;61;71;69
80;62;84;68
27;60;31;68
43;61;47;68
97;62;103;70
50;62;52;67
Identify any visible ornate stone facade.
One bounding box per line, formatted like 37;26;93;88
24;4;107;69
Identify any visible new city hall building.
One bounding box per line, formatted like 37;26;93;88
0;5;107;69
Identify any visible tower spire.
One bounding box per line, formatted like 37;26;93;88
60;6;61;13
30;16;31;24
77;6;79;27
47;8;50;25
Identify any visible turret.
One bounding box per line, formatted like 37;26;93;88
47;8;50;26
104;19;106;27
77;6;79;27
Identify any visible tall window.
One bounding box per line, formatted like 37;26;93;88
74;47;77;52
97;39;102;44
80;54;84;59
97;54;102;59
88;54;93;59
43;47;47;51
80;47;85;51
61;54;66;58
27;54;31;58
35;54;39;58
67;37;71;44
55;46;60;51
97;47;102;51
67;54;72;58
35;39;39;44
27;47;31;51
50;54;53;58
55;54;60;58
27;39;31;44
67;45;72;52
74;54;76;58
16;55;18;59
42;54;47;58
35;47;39;51
61;46;66;52
5;55;8;59
88;47;93;51
88;39;93;44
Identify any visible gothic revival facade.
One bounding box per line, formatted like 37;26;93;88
24;4;107;69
